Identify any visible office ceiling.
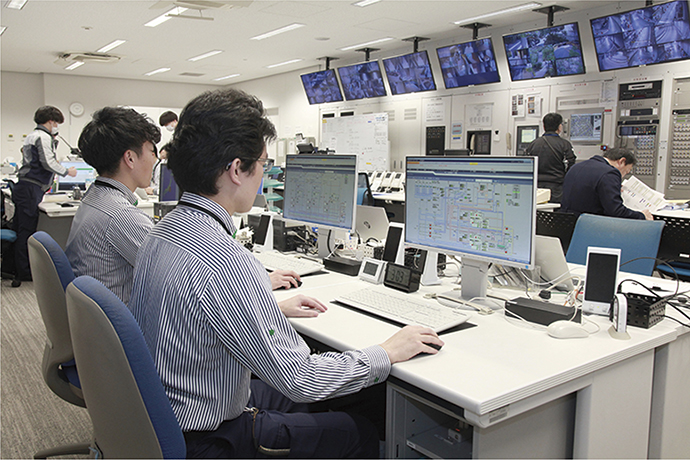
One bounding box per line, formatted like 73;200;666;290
1;0;627;86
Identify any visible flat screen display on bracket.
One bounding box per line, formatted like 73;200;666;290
436;38;501;88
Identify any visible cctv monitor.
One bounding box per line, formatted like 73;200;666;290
436;38;501;88
569;112;604;143
57;161;96;191
591;0;690;71
405;155;537;300
158;163;181;202
382;50;437;95
503;22;585;81
337;61;387;100
300;69;344;104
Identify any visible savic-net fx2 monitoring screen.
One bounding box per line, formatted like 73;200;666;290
283;154;358;231
405;156;537;268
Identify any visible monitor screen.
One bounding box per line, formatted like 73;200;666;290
436;38;501;88
569;113;604;142
503;22;585;81
382;50;436;95
283;154;358;231
58;161;96;190
337;61;387;100
519;127;539;144
591;0;690;71
158;163;181;202
405;156;537;269
300;69;344;104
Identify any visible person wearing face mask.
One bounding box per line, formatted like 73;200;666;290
11;106;77;287
159;110;178;132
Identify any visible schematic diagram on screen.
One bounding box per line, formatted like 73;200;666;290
286;171;351;226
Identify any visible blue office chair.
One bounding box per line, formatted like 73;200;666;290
565;214;665;276
66;276;186;459
28;231;91;458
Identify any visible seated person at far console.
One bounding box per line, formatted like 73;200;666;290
128;88;442;459
560;147;652;220
145;143;168;195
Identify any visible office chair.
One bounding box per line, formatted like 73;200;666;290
654;215;690;281
565;214;665;276
535;210;579;254
66;276;186;459
357;172;374;206
28;232;91;458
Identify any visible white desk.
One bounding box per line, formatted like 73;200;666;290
274;270;688;458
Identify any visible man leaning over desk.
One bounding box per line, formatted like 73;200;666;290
128;88;442;459
561;147;653;220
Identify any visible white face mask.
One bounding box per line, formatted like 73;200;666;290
165;124;175;132
51;126;59;135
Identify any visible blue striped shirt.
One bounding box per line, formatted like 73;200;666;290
129;192;391;432
65;177;153;305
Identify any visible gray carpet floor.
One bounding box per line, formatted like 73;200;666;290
1;279;91;459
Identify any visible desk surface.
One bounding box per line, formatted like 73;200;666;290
39;196;155;217
275;269;686;428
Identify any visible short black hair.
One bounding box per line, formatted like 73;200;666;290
604;147;637;166
34;106;64;125
159;111;178;126
542;113;563;132
166;89;277;196
78;107;161;176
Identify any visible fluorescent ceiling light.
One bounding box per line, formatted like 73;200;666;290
97;39;126;53
65;61;85;71
0;26;6;36
353;0;381;6
188;50;223;62
266;59;303;69
5;0;28;10
453;2;542;25
339;37;393;51
251;23;305;41
145;6;187;27
145;67;171;76
214;73;240;81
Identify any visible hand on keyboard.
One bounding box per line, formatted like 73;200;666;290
270;270;302;291
380;325;444;363
278;294;328;318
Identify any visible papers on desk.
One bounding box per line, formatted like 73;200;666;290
621;176;668;213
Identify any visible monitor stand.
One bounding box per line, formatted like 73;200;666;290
420;250;441;286
439;257;501;310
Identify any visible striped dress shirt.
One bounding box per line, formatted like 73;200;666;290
129;192;391;432
65;177;153;305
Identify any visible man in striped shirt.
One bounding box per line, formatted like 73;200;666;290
129;89;443;458
65;107;161;305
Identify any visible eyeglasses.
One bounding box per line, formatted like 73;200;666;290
227;157;274;173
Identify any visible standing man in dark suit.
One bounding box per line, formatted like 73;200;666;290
526;112;576;203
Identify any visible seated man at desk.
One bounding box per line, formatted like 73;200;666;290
129;88;442;459
65;107;161;305
561;147;652;220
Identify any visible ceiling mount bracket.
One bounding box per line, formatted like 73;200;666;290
402;36;430;53
318;56;339;70
460;22;491;40
533;5;569;27
355;47;379;61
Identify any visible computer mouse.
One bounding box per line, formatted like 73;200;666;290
59;202;74;208
547;320;589;339
276;279;302;290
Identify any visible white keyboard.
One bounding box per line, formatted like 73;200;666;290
335;287;469;333
254;251;324;276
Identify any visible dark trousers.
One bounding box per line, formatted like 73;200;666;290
12;180;44;280
184;380;380;459
540;181;563;204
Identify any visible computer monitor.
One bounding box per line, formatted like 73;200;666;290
158;163;181;202
337;61;387;101
57;161;96;191
300;69;344;104
568;112;604;143
283;154;358;254
516;125;539;156
382;50;436;95
436;38;501;89
405;156;537;301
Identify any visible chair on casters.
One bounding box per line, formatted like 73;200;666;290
66;276;186;459
535;210;579;254
28;231;91;459
654;215;690;281
565;214;665;276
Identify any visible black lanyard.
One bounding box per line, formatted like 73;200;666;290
177;200;234;237
94;179;138;205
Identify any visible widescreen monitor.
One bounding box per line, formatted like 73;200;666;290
282;154;358;231
337;61;387;101
382;50;436;95
158;163;181;201
591;0;690;71
57;161;96;191
405;156;537;300
503;22;585;81
569;113;603;143
300;69;344;104
436;38;501;88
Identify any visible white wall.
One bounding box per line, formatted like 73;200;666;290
1;72;45;162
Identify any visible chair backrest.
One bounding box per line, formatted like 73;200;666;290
27;231;84;406
536;210;579;253
66;276;186;459
357;172;374;206
565;214;665;276
654;215;690;262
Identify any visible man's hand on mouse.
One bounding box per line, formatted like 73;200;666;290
270;270;301;290
380;325;444;363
